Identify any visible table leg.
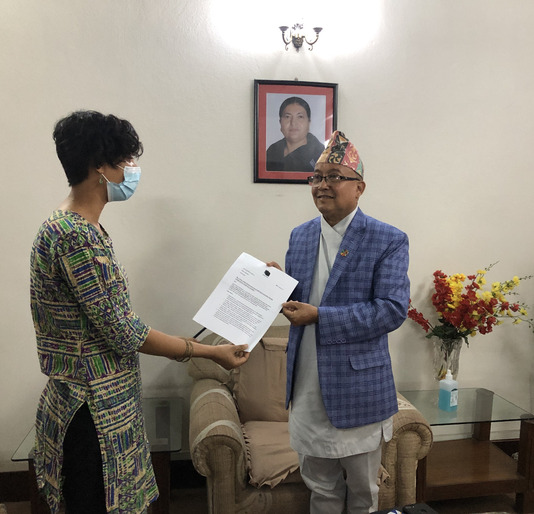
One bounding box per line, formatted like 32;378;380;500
472;421;491;441
473;389;493;441
28;460;50;514
148;452;171;514
516;418;534;513
416;455;427;502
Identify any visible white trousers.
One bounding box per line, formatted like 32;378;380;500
298;446;382;514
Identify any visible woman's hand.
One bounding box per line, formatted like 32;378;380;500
210;344;250;370
282;301;318;326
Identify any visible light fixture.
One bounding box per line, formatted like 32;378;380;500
279;23;323;52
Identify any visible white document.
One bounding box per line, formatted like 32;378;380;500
193;252;298;351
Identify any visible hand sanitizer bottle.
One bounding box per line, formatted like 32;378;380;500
438;369;458;411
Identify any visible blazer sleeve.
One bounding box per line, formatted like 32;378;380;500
317;228;410;345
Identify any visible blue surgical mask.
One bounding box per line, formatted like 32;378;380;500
102;165;141;202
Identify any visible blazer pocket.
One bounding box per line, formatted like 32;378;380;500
349;350;390;371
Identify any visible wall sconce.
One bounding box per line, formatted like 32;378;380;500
279;23;323;52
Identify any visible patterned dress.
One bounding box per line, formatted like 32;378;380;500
30;210;158;513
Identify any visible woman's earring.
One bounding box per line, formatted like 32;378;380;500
99;176;104;185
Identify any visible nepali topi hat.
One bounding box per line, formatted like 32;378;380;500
317;130;364;179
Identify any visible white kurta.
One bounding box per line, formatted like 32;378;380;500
289;208;392;458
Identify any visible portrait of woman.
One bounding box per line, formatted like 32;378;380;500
265;96;325;173
254;80;337;183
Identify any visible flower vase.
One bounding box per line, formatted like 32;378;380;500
432;337;463;381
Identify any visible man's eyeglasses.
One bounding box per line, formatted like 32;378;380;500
307;174;361;186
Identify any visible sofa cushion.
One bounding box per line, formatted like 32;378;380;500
233;337;288;423
242;421;300;488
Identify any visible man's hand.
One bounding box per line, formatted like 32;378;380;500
282;301;318;326
266;261;283;271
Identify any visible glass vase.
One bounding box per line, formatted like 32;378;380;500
432;337;463;381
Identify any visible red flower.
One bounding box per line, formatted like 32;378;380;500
407;304;431;332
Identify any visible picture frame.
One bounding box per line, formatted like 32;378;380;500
254;79;338;184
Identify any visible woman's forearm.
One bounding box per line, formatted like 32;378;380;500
138;327;237;362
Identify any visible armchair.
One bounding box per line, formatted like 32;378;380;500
189;325;432;513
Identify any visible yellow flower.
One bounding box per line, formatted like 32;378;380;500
513;318;522;324
520;308;528;316
480;291;492;302
494;291;506;302
450;273;466;286
497;278;520;294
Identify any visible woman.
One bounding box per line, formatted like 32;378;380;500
266;96;325;172
30;110;249;514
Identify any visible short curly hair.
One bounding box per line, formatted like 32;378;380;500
53;110;144;186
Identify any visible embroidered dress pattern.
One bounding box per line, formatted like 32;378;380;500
30;210;157;513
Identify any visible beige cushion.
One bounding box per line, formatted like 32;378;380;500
233;337;288;423
242;421;300;488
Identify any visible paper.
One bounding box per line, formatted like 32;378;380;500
193;252;298;351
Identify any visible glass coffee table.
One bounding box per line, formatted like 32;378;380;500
401;388;534;512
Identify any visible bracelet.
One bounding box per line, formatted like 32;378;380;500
175;338;194;362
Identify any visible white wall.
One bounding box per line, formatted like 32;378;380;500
1;0;533;471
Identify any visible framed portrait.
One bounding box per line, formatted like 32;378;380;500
254;79;338;184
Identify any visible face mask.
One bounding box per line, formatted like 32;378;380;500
102;165;141;202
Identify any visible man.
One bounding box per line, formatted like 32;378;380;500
268;131;410;513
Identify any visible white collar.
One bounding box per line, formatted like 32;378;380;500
321;207;358;237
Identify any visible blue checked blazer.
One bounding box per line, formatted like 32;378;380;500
285;209;410;429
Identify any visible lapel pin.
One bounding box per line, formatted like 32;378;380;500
340;249;349;257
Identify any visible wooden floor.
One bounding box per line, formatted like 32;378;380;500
0;458;521;513
2;492;519;514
